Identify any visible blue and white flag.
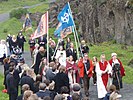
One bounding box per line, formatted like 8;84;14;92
57;3;74;29
54;3;74;38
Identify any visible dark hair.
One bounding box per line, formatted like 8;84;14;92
36;75;42;82
9;67;14;72
60;86;69;94
44;79;50;86
72;93;80;100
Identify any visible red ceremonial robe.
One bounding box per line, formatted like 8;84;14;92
99;61;109;88
66;61;79;83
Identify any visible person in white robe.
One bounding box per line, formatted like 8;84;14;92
55;46;66;67
96;54;112;99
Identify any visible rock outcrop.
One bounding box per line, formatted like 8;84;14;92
49;0;133;45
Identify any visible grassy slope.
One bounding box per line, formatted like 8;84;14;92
29;3;49;13
0;0;41;13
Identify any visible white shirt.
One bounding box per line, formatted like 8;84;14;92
0;44;7;58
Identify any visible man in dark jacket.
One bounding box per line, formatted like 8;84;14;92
46;64;57;82
17;32;26;53
6;34;12;53
34;46;47;75
20;69;35;93
38;35;47;47
53;66;69;93
66;42;77;62
36;83;51;99
6;67;17;100
17;84;30;100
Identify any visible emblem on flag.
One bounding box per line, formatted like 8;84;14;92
54;3;74;38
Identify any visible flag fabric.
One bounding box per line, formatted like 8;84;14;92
54;22;62;38
54;23;72;38
23;13;32;31
60;26;72;38
57;3;74;29
54;3;74;38
32;11;48;39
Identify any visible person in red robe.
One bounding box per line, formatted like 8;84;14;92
66;56;79;87
96;54;112;99
109;53;125;90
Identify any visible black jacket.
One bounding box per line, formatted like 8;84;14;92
38;36;47;47
16;94;23;100
36;89;51;99
6;73;17;94
53;72;69;93
34;51;47;74
66;48;77;61
28;39;36;48
20;75;35;92
17;35;26;45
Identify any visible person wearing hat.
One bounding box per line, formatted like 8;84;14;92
109;53;125;90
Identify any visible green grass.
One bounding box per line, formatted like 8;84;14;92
0;0;41;14
88;43;133;84
29;3;49;13
0;18;23;39
0;18;33;51
0;74;9;100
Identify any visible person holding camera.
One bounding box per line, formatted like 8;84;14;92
109;53;125;90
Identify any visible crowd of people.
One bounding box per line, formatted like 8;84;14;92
0;32;126;100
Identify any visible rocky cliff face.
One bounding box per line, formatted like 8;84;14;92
49;0;133;45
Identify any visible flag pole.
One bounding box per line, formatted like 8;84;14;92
46;11;49;65
72;26;79;59
52;39;60;60
68;2;88;73
68;2;83;58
